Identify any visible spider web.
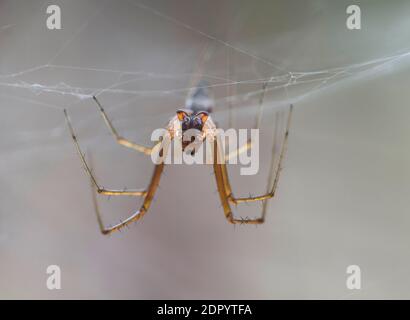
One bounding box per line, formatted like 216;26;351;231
1;0;410;149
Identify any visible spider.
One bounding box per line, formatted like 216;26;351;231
63;82;293;235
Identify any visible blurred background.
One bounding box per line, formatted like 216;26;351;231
1;0;410;299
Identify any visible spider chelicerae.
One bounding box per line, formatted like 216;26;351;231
63;82;293;235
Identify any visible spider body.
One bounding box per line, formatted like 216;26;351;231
64;82;293;235
172;109;212;151
175;80;215;151
185;79;213;113
178;109;208;132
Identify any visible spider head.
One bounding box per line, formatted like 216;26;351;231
176;109;209;151
177;110;209;132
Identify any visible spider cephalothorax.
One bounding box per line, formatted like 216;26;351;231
176;109;210;150
176;109;209;132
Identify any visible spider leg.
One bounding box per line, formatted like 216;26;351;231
213;104;293;224
92;96;152;155
230;104;292;204
224;81;268;163
64;109;147;197
90;162;164;235
224;140;251;162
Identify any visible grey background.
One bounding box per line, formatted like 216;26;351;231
0;0;410;299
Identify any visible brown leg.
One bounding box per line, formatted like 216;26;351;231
92;96;152;155
213;104;293;224
64;109;165;235
224;81;269;163
91;163;164;235
64;109;147;196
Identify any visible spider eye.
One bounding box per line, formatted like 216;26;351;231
176;110;189;121
196;111;208;124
